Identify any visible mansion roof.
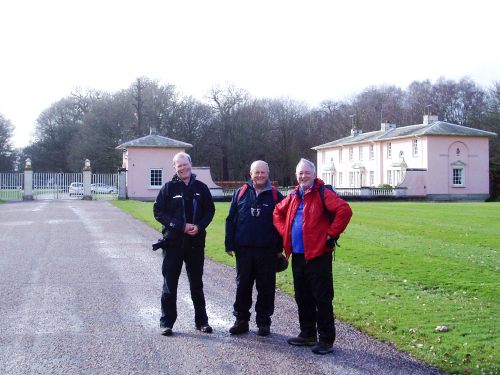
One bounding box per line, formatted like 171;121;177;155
312;121;497;150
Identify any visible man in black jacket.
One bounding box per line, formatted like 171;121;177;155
153;152;215;336
225;160;284;336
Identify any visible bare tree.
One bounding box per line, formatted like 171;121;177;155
207;85;248;180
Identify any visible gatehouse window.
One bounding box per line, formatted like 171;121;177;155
150;168;163;188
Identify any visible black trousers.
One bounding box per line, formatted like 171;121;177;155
160;243;208;328
233;246;277;327
291;252;335;344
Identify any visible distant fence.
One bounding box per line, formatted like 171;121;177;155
0;173;23;201
221;186;405;199
0;158;125;202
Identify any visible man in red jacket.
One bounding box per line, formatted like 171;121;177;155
273;158;352;355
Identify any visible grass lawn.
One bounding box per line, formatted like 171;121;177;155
111;200;499;375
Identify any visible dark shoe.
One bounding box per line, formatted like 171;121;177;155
257;326;270;336
196;324;213;334
287;335;317;346
311;341;334;355
229;319;249;335
161;327;172;336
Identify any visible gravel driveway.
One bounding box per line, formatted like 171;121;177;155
0;200;444;375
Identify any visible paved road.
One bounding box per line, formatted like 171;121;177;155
0;200;444;375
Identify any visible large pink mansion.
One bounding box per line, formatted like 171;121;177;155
313;115;497;201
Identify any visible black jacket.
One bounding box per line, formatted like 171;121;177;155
153;174;215;248
225;181;283;252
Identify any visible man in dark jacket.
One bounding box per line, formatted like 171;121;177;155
273;158;352;354
225;160;284;336
153;152;215;336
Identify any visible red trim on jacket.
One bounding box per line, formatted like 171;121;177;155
273;178;353;261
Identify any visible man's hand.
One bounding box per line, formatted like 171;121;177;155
184;223;199;236
226;251;234;257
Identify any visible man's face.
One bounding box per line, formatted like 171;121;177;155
250;163;269;189
296;163;315;191
174;156;192;181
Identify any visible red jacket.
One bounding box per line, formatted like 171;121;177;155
273;179;353;261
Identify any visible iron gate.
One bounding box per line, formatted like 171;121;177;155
33;173;83;200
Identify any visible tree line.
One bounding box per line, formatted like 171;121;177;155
1;76;499;185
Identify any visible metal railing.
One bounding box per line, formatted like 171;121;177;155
221;186;402;198
91;173;119;200
0;173;24;201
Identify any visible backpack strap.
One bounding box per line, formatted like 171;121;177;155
319;185;336;223
271;186;278;202
238;184;278;203
319;185;328;216
236;184;248;202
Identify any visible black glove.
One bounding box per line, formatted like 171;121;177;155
326;237;339;249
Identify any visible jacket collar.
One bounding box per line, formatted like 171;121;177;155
248;179;273;193
172;173;197;186
294;178;324;196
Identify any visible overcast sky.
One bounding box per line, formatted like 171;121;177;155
1;0;499;148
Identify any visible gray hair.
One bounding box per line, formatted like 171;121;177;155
173;152;192;165
296;158;316;174
250;160;269;173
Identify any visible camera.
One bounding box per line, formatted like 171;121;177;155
152;238;168;251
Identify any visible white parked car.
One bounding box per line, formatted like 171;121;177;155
91;183;117;194
69;182;84;196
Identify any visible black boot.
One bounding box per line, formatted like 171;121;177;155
229;319;249;335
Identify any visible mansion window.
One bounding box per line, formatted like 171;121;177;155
338;172;343;187
387;170;392;185
452;168;464;186
387;142;392;158
370;171;374;186
412;139;418;157
150;168;163;187
349;147;353;161
369;144;374;160
349;172;354;187
322;151;326;163
359;146;363;160
339;148;343;162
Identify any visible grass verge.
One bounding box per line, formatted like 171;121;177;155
111;200;499;375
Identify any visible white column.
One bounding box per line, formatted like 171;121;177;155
118;167;127;200
83;159;92;200
23;158;33;200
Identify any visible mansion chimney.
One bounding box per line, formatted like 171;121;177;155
381;122;396;131
423;115;439;125
351;126;362;136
